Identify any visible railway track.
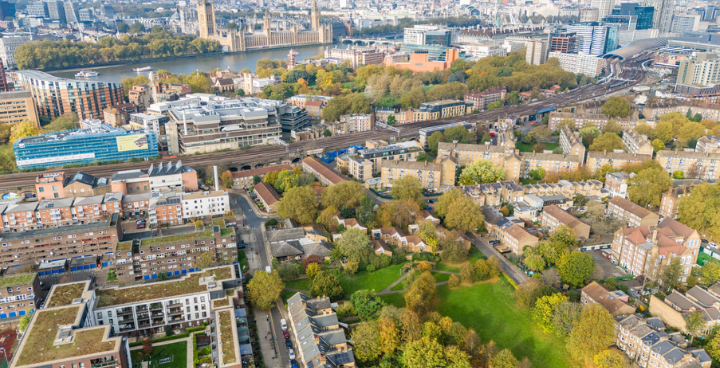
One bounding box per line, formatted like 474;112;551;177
0;56;647;190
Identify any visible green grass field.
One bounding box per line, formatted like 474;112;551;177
336;264;404;294
432;272;451;283
516;141;558;153
436;279;572;368
698;252;714;266
131;341;187;368
284;278;311;291
435;249;486;273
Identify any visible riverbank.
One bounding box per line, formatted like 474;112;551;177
46;43;334;83
44;42;331;73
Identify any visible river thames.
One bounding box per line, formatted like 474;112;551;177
48;43;334;84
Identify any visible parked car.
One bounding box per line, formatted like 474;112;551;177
281;318;287;331
291;359;299;368
288;348;296;360
286;338;292;348
136;223;145;229
283;331;290;339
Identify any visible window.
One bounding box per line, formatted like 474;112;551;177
39;187;44;192
52;186;57;191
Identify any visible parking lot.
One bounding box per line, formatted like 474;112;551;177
588;250;628;279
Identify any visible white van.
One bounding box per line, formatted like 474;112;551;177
281;318;287;331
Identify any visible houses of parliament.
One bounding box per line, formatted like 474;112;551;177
197;0;333;52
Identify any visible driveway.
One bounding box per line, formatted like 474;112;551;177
466;232;527;285
589;250;628;279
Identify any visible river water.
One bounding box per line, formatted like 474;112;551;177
47;43;332;84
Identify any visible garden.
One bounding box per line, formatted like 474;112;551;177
131;341;187;368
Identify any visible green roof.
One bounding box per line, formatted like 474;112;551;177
95;267;233;308
220;228;235;237
0;272;35;288
218;310;237;365
116;241;133;252
15;307;118;366
140;231;214;248
46;282;87;308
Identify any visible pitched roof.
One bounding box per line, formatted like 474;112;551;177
254;182;280;206
582;281;634;315
543;204;584;229
609;196;654;219
504;224;536;242
380;159;443;171
232;164;293;179
372;239;392;253
303;157;347;185
587;151;652;161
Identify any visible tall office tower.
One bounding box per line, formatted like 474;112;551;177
197;0;216;39
27;2;48;18
646;0;674;32
46;1;66;22
567;24;609;55
0;1;15;21
550;32;581;53
525;40;548;65
590;0;613;20
63;1;79;23
580;7;600;22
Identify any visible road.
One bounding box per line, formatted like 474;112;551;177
466;232;527;285
0;55;647;191
236;195;291;368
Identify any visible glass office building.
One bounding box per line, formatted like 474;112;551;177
14;120;158;170
610;3;654;30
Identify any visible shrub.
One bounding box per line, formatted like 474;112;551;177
448;274;460;288
366;265;376;272
265;218;278;226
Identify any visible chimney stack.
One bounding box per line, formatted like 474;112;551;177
214;165;219;191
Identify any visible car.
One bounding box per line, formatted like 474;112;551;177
281;318;287;331
136;223;145;229
288;348;296;360
425;206;432;210
39;302;45;309
291;359;299;368
286;338;292;348
283;331;290;339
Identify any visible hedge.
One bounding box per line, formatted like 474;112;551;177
129;332;190;347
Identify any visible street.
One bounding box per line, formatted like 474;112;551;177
236;194;291;368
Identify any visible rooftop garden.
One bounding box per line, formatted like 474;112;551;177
220;228;234;237
116;241;133;252
16;307;117;366
0;272;35;288
213;297;230;309
140;231;214;248
95;267;233;308
212;218;227;228
218;310;237;365
46;282;86;308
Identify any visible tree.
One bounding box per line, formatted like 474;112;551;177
274;169;298;194
378;317;401;355
404;271;437;316
391;175;424;203
673;170;685;179
375;200;420;228
557;251;594;287
428;131;446;156
526;126;552;144
321;181;365;209
492;349;519;368
247;270;284;310
433;189;484;232
588;132;625;152
524;253;546;271
441;239;469;263
403;336;447;368
194;219;204;229
579;125;602;147
702;260;720;287
310;269;345;299
277;262;300;282
10;120;41;143
529;167;545;181
306;263;321;281
548;225;577;256
662;257;683;288
533;293;569;333
628;167;672;208
236;89;245;96
593;349;631;368
652;120;674;143
568;303;616;366
652;139;666;152
677;184;720;240
276;186;319;224
706;333;720;362
552;301;582;337
323;129;331;137
336;227;372;263
263;171;279;185
220;170;234;188
117;22;130;33
685;311;706;345
461;158;506;184
142;338;153;355
18;311;33;331
352;289;386;321
351;322;381;364
601;96;631;118
448;274;460;288
45;112;79;131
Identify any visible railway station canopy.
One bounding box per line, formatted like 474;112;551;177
605;38;670;59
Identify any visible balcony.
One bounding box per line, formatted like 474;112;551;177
168;309;183;317
91;360;119;368
151;312;164;318
150;303;163;311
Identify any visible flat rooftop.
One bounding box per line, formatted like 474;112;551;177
46;282;89;308
94;266;234;308
0;216;116;241
139;230;214;248
0;272;35;288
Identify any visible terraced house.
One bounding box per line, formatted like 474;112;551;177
92;266;239;336
287;293;355;368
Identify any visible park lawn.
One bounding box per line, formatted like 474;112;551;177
378;292;406;308
436;249;486;273
281;290;297;305
131;341;187;368
432;272;451;283
436;279;573;368
284;278;311;291
335;264;405;295
516;141;558;153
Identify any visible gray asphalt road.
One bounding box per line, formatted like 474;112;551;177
466;232;527;285
236;195;291;368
